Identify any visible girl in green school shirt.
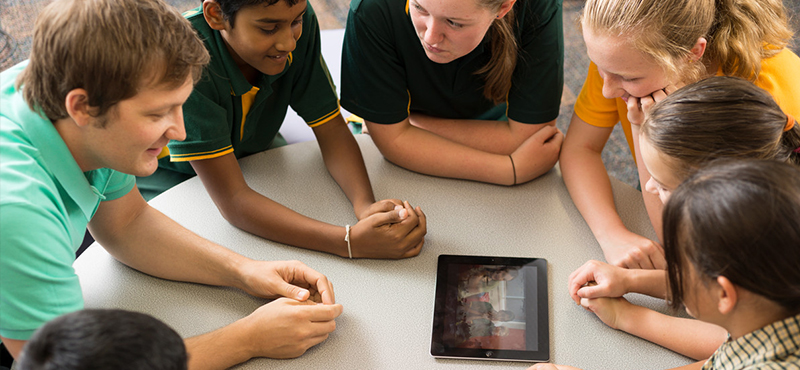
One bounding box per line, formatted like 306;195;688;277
341;0;564;185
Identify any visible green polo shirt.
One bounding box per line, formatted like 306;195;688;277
340;0;563;124
140;3;340;198
0;61;135;341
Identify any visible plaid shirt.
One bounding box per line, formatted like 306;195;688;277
702;313;800;370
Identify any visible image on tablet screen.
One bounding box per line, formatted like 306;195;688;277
441;264;535;351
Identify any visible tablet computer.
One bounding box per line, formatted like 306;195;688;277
431;254;548;362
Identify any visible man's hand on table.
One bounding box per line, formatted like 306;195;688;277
350;200;427;259
235;260;336;304
240;297;343;359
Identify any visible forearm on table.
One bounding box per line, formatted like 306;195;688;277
367;120;516;185
90;202;248;289
617;304;726;360
185;320;253;370
314;115;376;214
626;269;668;298
215;188;349;257
409;114;551;155
560;146;629;245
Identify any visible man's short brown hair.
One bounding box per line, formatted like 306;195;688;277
16;0;210;121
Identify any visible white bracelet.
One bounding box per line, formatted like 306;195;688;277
344;224;352;259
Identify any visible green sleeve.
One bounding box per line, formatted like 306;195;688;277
289;3;341;126
340;0;411;124
506;0;564;124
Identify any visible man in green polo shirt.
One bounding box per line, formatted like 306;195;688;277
0;0;341;368
137;0;427;259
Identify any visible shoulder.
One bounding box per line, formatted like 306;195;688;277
755;48;800;118
518;0;562;29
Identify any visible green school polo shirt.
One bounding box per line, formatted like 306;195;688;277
0;62;135;340
148;4;340;189
340;0;564;124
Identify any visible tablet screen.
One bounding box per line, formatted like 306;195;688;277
431;255;548;362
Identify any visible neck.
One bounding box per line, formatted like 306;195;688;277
723;294;790;339
53;117;95;172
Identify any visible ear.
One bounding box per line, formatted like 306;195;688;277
203;0;227;31
715;276;738;315
689;37;707;62
497;0;516;19
64;89;94;128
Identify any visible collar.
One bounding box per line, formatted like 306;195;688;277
3;80;103;220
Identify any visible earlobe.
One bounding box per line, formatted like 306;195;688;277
716;276;738;315
690;37;707;62
64;89;93;127
203;0;227;31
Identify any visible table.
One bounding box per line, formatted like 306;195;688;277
75;135;693;369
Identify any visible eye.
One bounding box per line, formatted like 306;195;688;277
447;19;463;28
412;3;427;14
261;27;278;35
621;76;640;82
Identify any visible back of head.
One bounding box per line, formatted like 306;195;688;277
581;0;792;82
641;76;800;181
663;159;800;313
17;0;209;122
16;309;187;370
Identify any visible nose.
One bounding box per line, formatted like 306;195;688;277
275;24;300;53
644;176;659;195
166;108;186;142
423;18;444;46
600;72;623;99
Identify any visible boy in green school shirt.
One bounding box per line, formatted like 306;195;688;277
139;0;427;259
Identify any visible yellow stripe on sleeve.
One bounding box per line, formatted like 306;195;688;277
307;105;342;127
169;146;234;162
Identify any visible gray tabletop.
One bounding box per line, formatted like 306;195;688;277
75;135;692;369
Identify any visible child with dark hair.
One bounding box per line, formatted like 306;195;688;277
567;76;799;360
17;310;186;370
138;0;427;259
534;159;800;370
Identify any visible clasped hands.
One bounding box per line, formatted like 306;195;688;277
351;198;427;259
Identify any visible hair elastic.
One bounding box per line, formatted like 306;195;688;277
784;114;796;132
345;225;352;259
509;155;517;185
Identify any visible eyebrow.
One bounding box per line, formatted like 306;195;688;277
411;1;471;21
254;6;307;24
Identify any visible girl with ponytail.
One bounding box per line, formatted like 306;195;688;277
340;0;564;185
564;76;800;361
560;0;799;270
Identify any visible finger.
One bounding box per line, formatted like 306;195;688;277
567;268;596;303
576;284;611;299
292;264;336;304
306;303;344;322
639;95;657;113
548;129;565;145
650;89;668;103
651;249;668;270
372;199;401;213
627;251;655;270
365;208;410;228
533;124;559;141
401;238;424;258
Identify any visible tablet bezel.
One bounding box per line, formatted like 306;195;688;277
430;254;549;362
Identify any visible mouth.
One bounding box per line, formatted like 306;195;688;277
421;40;443;54
266;53;289;63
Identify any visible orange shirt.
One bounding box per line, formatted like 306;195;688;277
574;48;800;160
